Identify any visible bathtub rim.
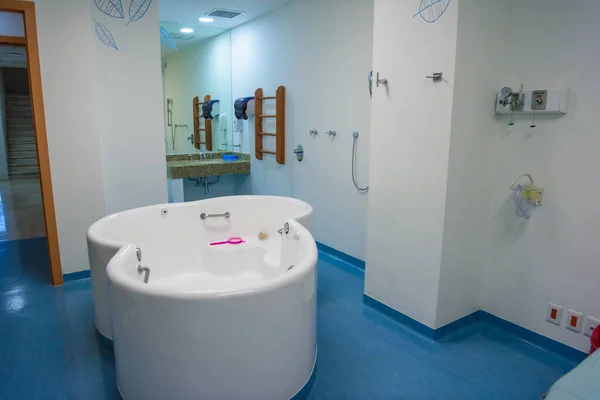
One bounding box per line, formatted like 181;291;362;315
106;219;317;300
87;195;313;250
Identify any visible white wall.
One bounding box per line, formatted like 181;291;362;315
482;0;600;352
0;69;8;180
92;2;167;214
0;11;24;37
33;0;167;273
163;31;233;154
435;0;508;328
365;0;459;329
183;174;251;201
34;0;107;274
231;0;373;261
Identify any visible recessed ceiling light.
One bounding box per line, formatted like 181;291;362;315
180;28;194;33
199;17;214;23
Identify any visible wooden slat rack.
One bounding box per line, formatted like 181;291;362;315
255;86;285;164
193;94;213;151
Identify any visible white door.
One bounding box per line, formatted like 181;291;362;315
365;0;458;327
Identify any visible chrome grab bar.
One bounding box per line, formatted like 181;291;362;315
137;265;150;284
200;212;230;220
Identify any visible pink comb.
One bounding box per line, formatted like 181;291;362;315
210;237;245;246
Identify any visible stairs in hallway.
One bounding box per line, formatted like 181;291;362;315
6;94;39;179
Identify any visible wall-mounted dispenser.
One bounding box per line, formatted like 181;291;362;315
233;97;255;150
234;97;255;121
202;100;220;120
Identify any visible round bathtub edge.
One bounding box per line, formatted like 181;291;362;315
291;348;318;400
116;350;318;400
95;326;114;352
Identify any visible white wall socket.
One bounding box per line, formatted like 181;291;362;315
546;303;563;326
534;189;544;207
566;310;583;333
584;316;600;337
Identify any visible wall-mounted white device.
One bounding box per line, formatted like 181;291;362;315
496;87;569;115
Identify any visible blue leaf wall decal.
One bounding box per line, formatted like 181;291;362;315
127;0;152;25
413;0;451;23
159;26;178;51
94;0;124;18
95;20;119;51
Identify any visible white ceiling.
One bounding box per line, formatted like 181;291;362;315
159;0;293;30
160;22;226;57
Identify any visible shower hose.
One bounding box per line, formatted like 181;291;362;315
352;133;369;192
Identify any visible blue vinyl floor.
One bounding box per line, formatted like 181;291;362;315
1;238;578;399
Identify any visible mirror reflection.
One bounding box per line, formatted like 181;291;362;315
161;22;232;154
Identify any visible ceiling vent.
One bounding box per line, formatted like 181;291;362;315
169;33;195;41
206;9;244;19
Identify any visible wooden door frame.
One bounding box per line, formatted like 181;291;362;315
1;0;63;285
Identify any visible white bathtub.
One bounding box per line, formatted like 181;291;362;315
86;196;316;400
87;195;313;341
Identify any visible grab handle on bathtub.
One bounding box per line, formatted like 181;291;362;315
137;265;151;284
200;212;230;220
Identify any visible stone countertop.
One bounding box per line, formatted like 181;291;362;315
166;152;251;179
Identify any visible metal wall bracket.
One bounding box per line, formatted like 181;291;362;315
376;72;388;87
426;72;443;82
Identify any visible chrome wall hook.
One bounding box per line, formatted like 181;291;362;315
309;129;318;136
376;72;388;87
426;72;443;82
326;130;336;138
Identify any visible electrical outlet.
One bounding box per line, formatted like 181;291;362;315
566;310;583;333
531;189;544;206
584;316;600;337
546;303;563;326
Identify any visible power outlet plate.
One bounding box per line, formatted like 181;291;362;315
531;90;548;111
584;316;600;337
534;189;544;206
567;310;583;333
546;303;563;326
527;188;544;206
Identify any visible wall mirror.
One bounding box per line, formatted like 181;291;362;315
161;22;233;154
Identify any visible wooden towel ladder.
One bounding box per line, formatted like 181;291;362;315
254;86;285;164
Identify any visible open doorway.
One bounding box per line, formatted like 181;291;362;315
0;3;62;285
0;45;46;243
